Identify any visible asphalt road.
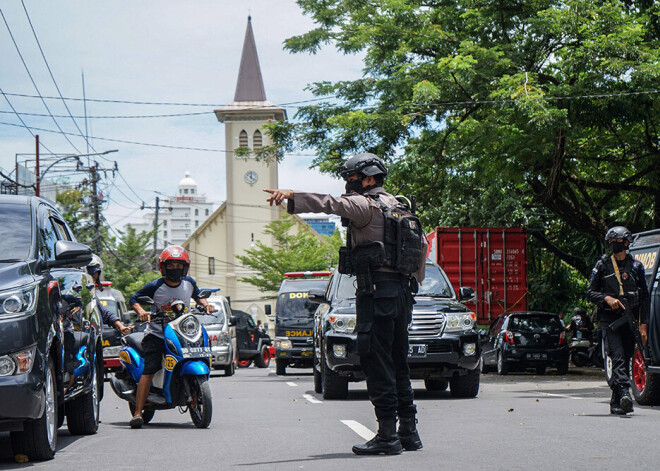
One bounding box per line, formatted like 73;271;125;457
1;366;659;470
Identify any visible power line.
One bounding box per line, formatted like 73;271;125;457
20;0;97;155
0;8;82;154
0;109;213;119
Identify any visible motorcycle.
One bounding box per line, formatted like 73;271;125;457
109;290;214;428
569;330;603;368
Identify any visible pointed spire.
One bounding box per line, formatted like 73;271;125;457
234;16;267;102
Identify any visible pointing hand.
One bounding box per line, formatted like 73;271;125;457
264;189;293;206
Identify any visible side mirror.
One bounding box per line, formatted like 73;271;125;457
42;241;93;270
228;316;237;327
197;289;212;299
265;304;272;316
459;287;475;302
307;288;327;304
137;296;155;305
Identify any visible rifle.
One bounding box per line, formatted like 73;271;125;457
609;292;649;362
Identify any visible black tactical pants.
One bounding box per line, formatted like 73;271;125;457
602;321;635;389
357;274;416;421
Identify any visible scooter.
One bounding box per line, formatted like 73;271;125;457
109;290;214;428
569;330;602;368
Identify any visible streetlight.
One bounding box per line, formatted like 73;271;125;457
36;149;118;196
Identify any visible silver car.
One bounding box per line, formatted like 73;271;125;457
196;296;236;376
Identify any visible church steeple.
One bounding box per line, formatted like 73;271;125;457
234;16;266;102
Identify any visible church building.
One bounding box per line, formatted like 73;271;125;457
183;16;309;324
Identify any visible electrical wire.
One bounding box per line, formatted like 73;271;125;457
20;0;98;155
0;8;82;154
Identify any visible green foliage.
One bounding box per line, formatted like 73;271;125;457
100;225;160;302
236;215;339;293
268;0;660;310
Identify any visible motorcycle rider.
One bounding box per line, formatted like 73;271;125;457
565;307;594;340
265;153;427;455
87;255;133;335
587;226;649;415
128;246;215;429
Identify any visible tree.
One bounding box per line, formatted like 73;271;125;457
236;215;340;293
103;225;160;301
264;0;659;313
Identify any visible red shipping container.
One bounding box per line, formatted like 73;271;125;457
427;227;528;323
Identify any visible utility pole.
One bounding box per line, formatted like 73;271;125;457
141;197;171;262
35;135;40;197
90;163;101;255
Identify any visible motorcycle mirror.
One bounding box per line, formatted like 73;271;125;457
137;296;155;305
197;289;212;299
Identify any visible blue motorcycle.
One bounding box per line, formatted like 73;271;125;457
109;291;214;428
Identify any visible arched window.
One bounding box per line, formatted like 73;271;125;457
239;130;248;148
253;130;263;149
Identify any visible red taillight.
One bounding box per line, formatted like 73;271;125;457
558;331;566;345
504;330;514;344
101;281;113;287
250;334;255;343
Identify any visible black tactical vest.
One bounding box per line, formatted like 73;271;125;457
599;254;640;299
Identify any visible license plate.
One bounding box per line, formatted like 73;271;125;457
526;353;547;360
180;347;212;358
408;344;427;358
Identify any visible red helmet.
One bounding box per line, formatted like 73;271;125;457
158;245;191;277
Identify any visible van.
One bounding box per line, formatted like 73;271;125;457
196;295;236;376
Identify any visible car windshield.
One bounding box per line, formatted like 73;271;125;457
196;302;225;325
509;315;562;334
336;274;357;300
276;279;329;319
99;299;119;318
417;264;453;298
0;204;32;260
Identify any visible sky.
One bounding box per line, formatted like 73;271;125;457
0;0;363;229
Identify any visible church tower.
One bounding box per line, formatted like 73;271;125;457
214;16;286;305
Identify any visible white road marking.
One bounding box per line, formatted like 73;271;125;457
302;393;322;404
286;382;298;387
341;420;375;441
544;392;583;400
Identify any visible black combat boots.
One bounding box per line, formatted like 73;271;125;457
618;385;634;414
398;416;423;451
352;419;403;455
610;387;624;415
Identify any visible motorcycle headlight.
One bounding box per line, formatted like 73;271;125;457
329;314;356;334
180;316;200;337
0;284;38;319
444;312;477;332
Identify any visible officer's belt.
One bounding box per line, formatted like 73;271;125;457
372;271;408;282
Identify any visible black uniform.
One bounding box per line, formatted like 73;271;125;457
287;187;426;422
587;254;649;388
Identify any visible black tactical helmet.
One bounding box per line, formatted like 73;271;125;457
339;153;388;180
604;226;633;243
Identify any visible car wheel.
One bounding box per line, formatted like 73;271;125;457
496;351;509;375
129;403;156;424
450;369;480;398
66;355;100;435
631;347;660;405
188;377;212;429
11;357;58;461
237;359;252;368
254;345;270;368
424;379;448;392
276;358;287;376
224;360;235;377
480;357;491;374
313;364;323;394
321;347;348;399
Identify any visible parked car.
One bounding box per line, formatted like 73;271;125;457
99;283;137;376
197;295;236;376
0;195;101;461
481;312;569;375
233;310;271;368
311;262;481;399
274;272;331;375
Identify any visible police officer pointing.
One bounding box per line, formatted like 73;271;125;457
265;153;427;455
587;226;649;415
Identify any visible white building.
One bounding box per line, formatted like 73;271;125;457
128;171;215;248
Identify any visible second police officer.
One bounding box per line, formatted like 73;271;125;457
265;153;428;455
587;226;649;415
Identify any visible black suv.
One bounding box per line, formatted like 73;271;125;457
0;196;101;461
311;262;481;399
233;310;272;368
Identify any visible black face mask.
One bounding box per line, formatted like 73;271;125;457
165;268;184;283
609;241;626;253
345;179;365;194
